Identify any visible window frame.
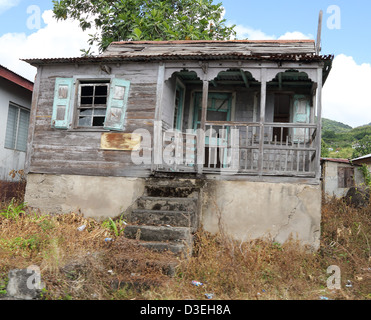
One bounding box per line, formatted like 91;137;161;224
4;102;30;152
72;75;114;131
75;80;110;128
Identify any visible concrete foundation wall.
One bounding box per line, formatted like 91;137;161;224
25;174;145;220
201;180;321;250
25;173;322;249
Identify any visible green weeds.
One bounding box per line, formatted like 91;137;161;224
0;198;26;220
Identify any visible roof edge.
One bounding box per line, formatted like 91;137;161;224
109;39;316;45
0;64;33;92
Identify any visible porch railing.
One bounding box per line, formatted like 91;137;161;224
155;122;318;177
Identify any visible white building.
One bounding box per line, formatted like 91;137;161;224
0;65;33;182
321;158;365;198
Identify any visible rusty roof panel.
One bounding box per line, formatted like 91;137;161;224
22;53;333;66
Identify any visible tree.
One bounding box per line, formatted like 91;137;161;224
352;135;371;159
52;0;236;52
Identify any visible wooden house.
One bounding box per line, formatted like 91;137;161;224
23;40;333;250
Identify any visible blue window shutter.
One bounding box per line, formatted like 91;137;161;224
293;94;311;143
104;78;130;131
293;94;310;123
52;78;74;129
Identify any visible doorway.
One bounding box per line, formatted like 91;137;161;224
193;92;233;168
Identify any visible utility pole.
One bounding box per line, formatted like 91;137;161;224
316;10;323;55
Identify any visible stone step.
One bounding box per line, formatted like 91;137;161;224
130;209;197;230
139;241;192;257
124;225;192;243
145;178;198;188
145;185;199;198
137;196;197;212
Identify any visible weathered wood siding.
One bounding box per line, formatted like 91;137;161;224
29;62;159;178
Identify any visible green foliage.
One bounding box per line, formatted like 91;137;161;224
322;118;352;133
0;235;44;254
102;217;126;237
358;164;371;186
52;0;237;52
321;118;371;159
352;135;371;159
0;199;26;220
0;276;7;296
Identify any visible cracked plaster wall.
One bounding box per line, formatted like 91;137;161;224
24;173;145;220
201;180;321;250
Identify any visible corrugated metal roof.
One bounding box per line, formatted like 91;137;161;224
321;158;352;164
22;53;333;66
351;153;371;162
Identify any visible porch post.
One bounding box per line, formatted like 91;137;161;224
153;62;165;171
258;68;267;175
315;66;323;180
197;79;209;174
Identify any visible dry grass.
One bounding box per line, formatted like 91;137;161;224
0;194;370;300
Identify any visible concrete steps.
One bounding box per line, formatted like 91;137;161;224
123;177;200;257
130;209;197;231
124;225;192;242
137;196;197;212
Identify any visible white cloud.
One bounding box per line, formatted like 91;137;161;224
232;23;312;41
234;24;275;40
0;0;20;15
0;10;98;81
278;31;313;40
322;54;371;128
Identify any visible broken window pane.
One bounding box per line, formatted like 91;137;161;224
93;117;105;126
78;116;92;127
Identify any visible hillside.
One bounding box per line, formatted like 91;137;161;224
322;118;353;133
321;118;371;159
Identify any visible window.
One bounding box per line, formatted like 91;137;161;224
4;103;30;152
77;81;109;127
51;77;130;131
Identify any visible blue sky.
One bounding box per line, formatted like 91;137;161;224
222;0;371;65
0;0;370;127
